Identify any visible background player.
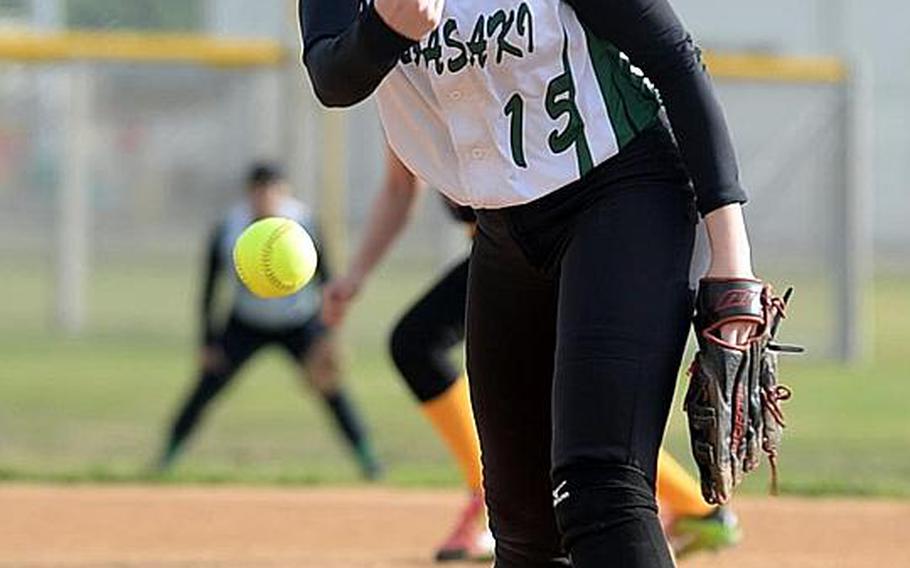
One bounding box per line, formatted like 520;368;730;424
156;163;382;480
323;148;740;560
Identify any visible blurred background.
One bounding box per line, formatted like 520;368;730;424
0;0;907;498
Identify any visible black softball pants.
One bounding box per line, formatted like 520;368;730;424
467;126;697;567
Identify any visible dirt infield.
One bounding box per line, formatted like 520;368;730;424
0;486;906;567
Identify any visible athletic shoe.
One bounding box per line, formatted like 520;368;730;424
355;444;384;481
360;458;385;482
669;506;742;559
151;443;181;473
435;493;495;562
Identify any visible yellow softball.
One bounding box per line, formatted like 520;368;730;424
232;217;318;299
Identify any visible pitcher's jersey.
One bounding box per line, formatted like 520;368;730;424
219;199;321;330
376;0;660;209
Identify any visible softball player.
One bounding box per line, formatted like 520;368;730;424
300;1;756;566
156;163;382;480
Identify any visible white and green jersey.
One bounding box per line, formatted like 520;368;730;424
376;0;660;209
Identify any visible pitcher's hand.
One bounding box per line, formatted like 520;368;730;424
322;274;363;327
374;0;445;41
704;267;760;346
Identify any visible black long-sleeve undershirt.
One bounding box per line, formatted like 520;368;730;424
298;0;746;214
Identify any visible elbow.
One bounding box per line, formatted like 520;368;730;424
314;92;360;109
312;83;366;108
307;72;367;108
303;53;369;108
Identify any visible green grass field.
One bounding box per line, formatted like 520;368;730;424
0;255;908;497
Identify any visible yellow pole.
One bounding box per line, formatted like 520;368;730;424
320;110;348;271
0;31;285;67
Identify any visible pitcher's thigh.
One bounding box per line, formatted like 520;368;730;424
466;249;566;566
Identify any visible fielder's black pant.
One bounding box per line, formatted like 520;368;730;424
467;125;696;567
389;259;469;403
167;314;335;456
179;314;327;415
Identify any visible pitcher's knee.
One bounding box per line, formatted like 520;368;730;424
552;463;660;551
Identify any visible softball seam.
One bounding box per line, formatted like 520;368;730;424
259;223;298;293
